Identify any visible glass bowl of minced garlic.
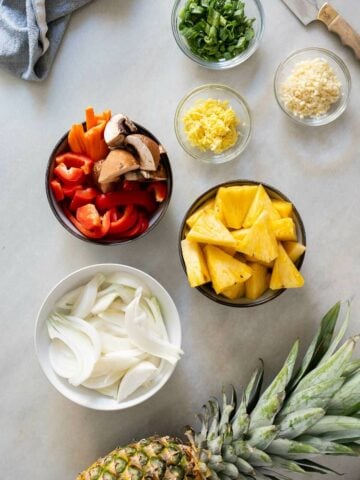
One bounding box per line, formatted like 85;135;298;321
274;48;351;126
174;84;252;163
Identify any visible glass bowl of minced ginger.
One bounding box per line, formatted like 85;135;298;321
174;84;252;164
274;47;351;127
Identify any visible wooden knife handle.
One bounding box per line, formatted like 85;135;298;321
318;3;360;59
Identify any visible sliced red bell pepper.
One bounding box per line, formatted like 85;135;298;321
55;152;94;175
64;207;110;239
54;163;85;185
108;205;139;235
50;180;64;201
70;188;98;211
96;191;156;214
147;182;168;202
76;204;101;230
62;184;83;198
121;213;149;238
122;180;141;191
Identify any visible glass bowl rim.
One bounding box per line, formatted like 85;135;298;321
174;83;252;162
171;0;265;70
178;179;307;308
273;47;352;127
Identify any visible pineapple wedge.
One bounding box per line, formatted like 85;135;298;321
244;255;274;268
186;199;215;228
187;211;236;248
283;241;306;263
234;211;279;264
204;245;253;294
216;185;258;229
243;185;281;228
245;263;270;300
181;239;210;288
271;218;297;241
222;282;245;300
214;193;225;223
272;199;293;218
270;243;305;289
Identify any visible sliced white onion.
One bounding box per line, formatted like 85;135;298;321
91;293;119;315
71;273;105;318
117;361;157;402
106;272;151;297
49;339;78;378
55;285;84;311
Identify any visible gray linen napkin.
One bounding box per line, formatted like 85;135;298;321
0;0;93;81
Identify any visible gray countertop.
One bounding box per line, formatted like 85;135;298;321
1;0;360;478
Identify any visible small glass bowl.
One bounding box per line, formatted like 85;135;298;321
178;180;306;308
174;84;252;164
171;0;264;69
274;47;351;127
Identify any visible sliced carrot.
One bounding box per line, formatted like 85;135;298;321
68;127;82;153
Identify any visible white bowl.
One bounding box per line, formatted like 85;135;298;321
35;264;182;410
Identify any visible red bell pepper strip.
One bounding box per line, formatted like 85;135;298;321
70;188;98;211
50;180;64;201
54;163;85;184
108;205;139;235
64;207;110;239
147;182;168;202
122;180;141;191
62;184;83;198
76;204;101;230
55;152;94;175
119;213;149;238
96;191;156;214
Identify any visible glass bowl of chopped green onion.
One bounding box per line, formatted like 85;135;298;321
172;0;264;69
274;47;351;127
174;84;252;164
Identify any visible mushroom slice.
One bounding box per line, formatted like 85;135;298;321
125;134;160;171
92;160;115;193
104;114;137;148
140;163;167;181
124;171;145;182
99;150;139;184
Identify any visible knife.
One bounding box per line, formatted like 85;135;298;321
282;0;360;59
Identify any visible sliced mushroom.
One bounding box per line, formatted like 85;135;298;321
104;114;137;148
92;160;115;193
98;149;139;184
124;171;145;181
124;163;167;182
125;134;160;171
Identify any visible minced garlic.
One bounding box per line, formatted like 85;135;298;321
280;58;341;119
183;99;239;154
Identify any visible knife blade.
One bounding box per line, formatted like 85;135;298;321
281;0;360;59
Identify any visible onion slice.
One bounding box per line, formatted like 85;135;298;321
117;361;157;402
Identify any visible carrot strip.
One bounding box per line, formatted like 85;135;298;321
68;127;82;153
85;107;97;130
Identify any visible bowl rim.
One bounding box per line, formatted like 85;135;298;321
171;0;265;70
174;83;252;162
178;180;306;308
273;47;352;127
45;122;173;245
34;263;182;411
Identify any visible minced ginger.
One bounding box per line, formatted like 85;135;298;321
183;99;239;154
280;58;341;119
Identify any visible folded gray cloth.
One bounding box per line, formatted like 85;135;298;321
0;0;92;81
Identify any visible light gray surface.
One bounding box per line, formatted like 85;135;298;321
1;0;360;478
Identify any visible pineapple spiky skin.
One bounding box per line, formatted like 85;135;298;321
77;303;360;480
77;437;203;480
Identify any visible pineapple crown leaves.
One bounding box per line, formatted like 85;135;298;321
191;301;360;479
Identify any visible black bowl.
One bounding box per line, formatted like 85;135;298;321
179;180;306;307
46;122;172;245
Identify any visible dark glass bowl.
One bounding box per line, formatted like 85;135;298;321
179;180;306;307
46;123;172;245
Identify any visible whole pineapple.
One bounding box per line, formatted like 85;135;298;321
78;302;360;480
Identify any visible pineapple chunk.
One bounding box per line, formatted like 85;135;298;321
244;255;274;269
222;282;245;300
245;263;270;300
187;211;236;248
186;199;215;228
232;228;250;244
271;218;297;241
272;200;293;218
221;246;237;256
243;185;281;228
181;239;210;288
234;211;279;264
204;245;253;294
270;243;305;289
283;241;306;263
214;194;225;223
216;185;258;229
